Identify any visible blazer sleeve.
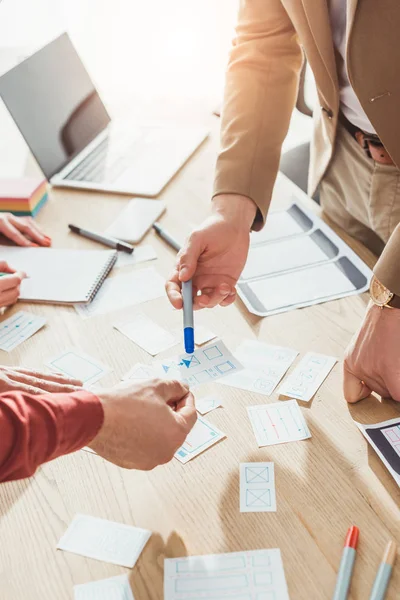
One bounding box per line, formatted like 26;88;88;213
0;390;104;482
374;224;400;296
213;0;303;229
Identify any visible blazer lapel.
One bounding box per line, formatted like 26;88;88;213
346;0;359;41
301;0;338;92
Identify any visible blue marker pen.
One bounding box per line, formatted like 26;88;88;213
182;280;194;354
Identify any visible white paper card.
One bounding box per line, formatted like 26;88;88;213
57;514;151;568
195;395;222;415
248;400;311;447
114;314;177;356
174;416;226;463
45;349;111;385
251;210;305;244
122;362;157;381
164;548;290;600
278;352;337;401
105;199;166;242
355;418;400;487
240;462;276;513
242;235;328;280
220;341;298;396
248;262;356;314
74;575;134;600
116;245;157;269
195;325;217;346
75;268;165;319
154;340;243;388
0;311;46;352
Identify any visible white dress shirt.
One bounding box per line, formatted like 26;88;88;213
329;0;376;133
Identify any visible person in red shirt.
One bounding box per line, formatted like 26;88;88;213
0;215;197;482
0;377;197;482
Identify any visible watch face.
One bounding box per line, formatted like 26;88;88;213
370;277;393;306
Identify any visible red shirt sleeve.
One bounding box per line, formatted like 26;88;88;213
0;390;104;483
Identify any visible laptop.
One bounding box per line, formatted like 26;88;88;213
0;33;209;197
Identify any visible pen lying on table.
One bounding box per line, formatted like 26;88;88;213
68;224;134;254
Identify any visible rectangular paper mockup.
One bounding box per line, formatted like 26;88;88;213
164;549;290;599
278;352;337;401
174;416;226;464
0;311;46;351
240;462;276;513
248;400;311;447
74;575;134;600
220;341;298;396
57;514;151;568
154;340;243;388
46;349;111;385
356;418;400;487
114;313;177;355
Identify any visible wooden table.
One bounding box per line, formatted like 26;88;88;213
0;117;399;600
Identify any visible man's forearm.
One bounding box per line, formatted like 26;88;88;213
374;223;400;296
0;390;103;482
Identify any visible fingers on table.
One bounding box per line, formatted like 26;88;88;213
10;367;83;387
6;371;82;393
9;215;51;247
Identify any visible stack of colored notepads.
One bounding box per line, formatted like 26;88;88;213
0;178;48;216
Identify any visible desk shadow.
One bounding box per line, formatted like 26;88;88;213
216;414;400;599
130;531;188;600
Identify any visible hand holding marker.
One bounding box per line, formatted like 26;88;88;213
182;280;194;354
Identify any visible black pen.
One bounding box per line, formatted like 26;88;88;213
68;224;134;254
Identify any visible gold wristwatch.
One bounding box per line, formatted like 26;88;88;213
370;275;400;309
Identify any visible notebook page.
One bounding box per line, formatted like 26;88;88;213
0;247;116;303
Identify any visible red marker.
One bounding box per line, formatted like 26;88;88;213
332;526;359;600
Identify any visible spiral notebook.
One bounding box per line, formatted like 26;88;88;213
0;247;117;304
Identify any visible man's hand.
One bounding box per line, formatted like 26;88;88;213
0;366;83;394
0;213;51;247
344;302;400;402
0;262;25;307
166;194;257;310
89;379;197;470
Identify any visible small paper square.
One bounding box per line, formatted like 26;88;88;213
0;311;46;352
195;395;222;415
57;514;151;568
74;575;134;600
174;416;226;464
195;325;217;346
247;400;311;447
114;314;177;356
240;462;276;513
45;349;111;385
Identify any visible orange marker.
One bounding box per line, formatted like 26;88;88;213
332;525;359;600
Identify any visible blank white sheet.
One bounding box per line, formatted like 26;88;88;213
75;268;165;319
57;514;151;568
248;262;356;313
241;235;329;280
74;575;134;600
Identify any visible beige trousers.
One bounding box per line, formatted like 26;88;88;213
319;123;400;256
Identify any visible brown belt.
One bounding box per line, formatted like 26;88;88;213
339;112;394;165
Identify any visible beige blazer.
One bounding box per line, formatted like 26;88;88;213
214;0;400;294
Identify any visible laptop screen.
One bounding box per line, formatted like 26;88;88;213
0;33;111;179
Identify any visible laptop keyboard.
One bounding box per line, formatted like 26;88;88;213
65;131;147;183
